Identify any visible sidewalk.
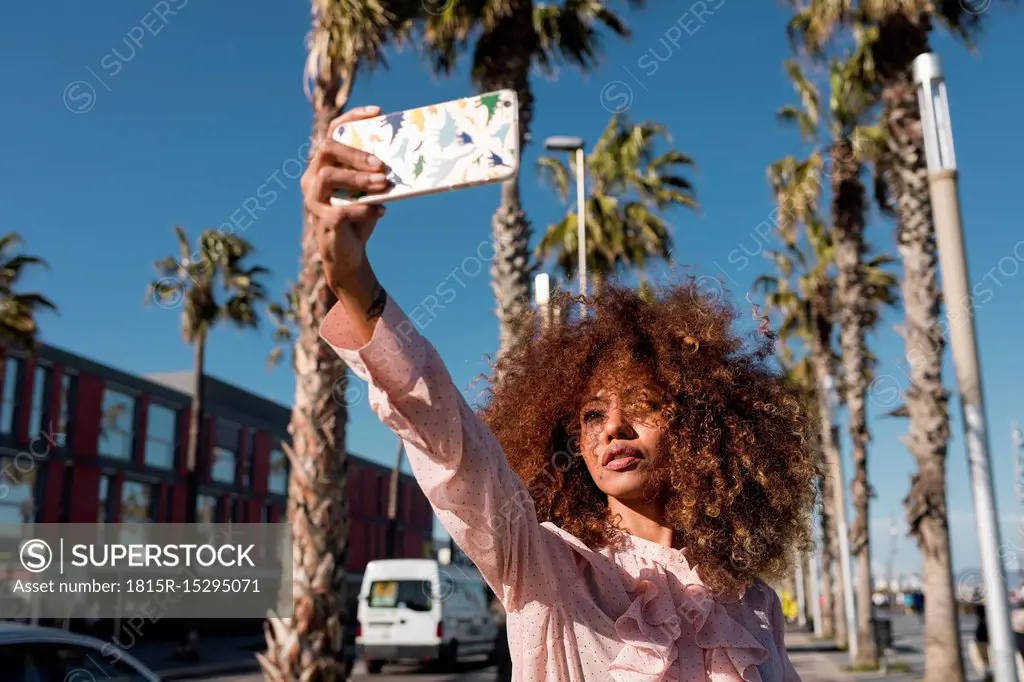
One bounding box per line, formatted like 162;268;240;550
129;635;263;680
786;630;858;682
785;629;920;682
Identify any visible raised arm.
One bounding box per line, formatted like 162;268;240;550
301;110;567;609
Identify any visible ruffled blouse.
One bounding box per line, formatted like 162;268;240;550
322;296;801;681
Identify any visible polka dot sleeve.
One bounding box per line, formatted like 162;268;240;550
321;295;570;610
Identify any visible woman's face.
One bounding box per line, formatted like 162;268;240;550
577;382;669;503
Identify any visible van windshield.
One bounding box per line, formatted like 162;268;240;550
368;580;433;612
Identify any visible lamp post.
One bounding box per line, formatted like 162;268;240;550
544;136;587;297
1014;422;1023;590
809;540;823;637
534;272;551;329
914;52;1018;682
795;552;807;628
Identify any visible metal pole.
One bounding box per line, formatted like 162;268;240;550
887;516;899;609
809;542;823;637
795;553;808;628
929;167;1017;682
1014;422;1023;590
575;146;587;297
823;374;859;662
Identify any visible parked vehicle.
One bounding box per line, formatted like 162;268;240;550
0;622;161;681
357;559;497;675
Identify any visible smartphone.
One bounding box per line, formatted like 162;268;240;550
329;89;519;206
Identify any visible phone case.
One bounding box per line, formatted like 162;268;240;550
329;89;519;206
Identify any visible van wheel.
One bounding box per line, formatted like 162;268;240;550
366;660;384;674
441;641;459;670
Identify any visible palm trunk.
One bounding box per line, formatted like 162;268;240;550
832;142;877;666
810;321;848;649
185;334;205;523
478;0;536;356
818;467;836;639
591;271;606;298
878;16;963;682
259;69;353;682
178;334;205;659
801;552;814;629
810;421;836;639
385;440;404;559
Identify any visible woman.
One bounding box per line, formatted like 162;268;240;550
969;591;990;680
304;107;815;681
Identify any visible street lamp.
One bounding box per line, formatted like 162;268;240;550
544;135;587;297
1013;422;1024;590
534;272;551;329
914;52;1019;682
808;539;823;638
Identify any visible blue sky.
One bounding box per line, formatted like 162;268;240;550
3;1;1023;579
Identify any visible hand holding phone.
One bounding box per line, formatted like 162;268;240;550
330;90;519;206
302;106;388;293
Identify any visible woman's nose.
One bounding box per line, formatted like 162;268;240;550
602;407;637;443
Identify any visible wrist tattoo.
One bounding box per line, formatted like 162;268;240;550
366;283;387;320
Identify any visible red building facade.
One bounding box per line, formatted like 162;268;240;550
0;345;433;574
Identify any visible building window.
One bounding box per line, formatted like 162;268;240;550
197;494;217;524
120;480;154;523
58;466;74;522
0;456;37;524
28;364;52;441
98;475;113;523
100;387;136;460
144;403;176;469
211;420;239;484
244;429;257;489
268;448;288;495
231;498;244;522
56;372;76;448
0;357;23;435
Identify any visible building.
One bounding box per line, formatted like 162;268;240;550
0;344;434;574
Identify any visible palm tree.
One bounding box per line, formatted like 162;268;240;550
778;342;835;638
535;115;696;294
385;439;404;558
267;282;300;371
777;48;898;665
0;233;57;351
420;0;643;352
263;3;421;678
754;206;851;649
786;5;999;677
148;226;268;657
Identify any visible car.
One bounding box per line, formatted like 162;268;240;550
0;622;161;681
357;559;497;675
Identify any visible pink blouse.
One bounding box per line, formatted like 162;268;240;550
321;296;801;682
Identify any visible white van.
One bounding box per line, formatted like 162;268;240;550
356;558;497;674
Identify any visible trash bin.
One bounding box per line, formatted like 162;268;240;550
872;617;894;652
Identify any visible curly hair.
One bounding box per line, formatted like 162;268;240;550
478;279;816;596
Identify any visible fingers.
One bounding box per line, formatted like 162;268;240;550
310;167;389;203
309;200;382;224
328;105;382;136
318;140;385;173
309;202;384;231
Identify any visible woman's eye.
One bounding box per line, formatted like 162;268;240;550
583;410;604;423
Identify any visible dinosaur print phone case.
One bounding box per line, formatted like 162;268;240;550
329;90;519;206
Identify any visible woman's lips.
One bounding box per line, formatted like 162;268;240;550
602;444;642;471
604;456;641;471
